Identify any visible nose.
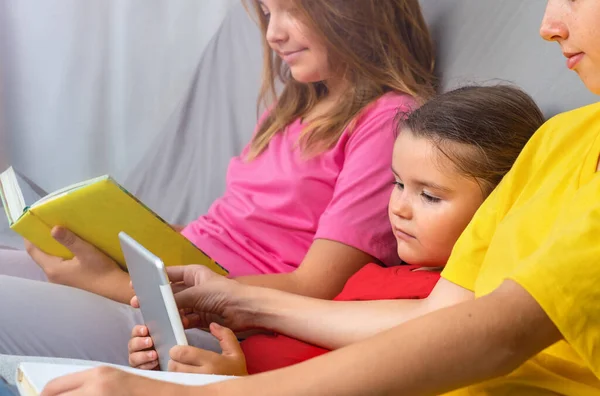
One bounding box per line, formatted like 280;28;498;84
540;1;569;42
265;13;288;45
389;189;413;220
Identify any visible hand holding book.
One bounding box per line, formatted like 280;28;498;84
0;167;228;279
25;226;133;304
39;366;194;396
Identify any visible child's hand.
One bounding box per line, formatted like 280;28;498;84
168;323;248;376
127;325;159;370
25;226;131;303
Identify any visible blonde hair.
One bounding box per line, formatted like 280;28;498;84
244;0;436;160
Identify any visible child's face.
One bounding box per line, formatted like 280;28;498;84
389;131;486;267
259;0;331;84
540;0;600;94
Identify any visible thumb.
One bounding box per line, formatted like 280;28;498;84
210;323;243;357
51;226;95;257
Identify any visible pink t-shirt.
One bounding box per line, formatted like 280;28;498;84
182;93;415;276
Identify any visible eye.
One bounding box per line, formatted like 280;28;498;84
421;192;441;203
393;181;404;190
260;4;270;19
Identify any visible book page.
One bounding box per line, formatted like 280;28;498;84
32;175;109;208
17;362;234;395
0;167;26;225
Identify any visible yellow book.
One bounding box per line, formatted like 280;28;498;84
0;167;227;275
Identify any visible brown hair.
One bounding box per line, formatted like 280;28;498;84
244;0;436;159
400;85;545;195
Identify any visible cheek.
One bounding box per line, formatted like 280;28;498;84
578;25;600;94
388;189;399;213
577;47;600;94
306;48;330;74
313;45;330;67
288;52;330;83
417;209;467;262
424;203;481;251
300;42;331;78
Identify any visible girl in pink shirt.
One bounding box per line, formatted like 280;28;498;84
0;0;435;364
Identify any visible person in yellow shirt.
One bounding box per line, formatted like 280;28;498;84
42;0;600;394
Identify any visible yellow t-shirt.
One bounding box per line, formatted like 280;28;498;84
441;102;600;395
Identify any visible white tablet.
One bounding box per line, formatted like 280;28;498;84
119;232;188;371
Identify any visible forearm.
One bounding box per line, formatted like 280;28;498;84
95;269;134;304
234;278;470;349
234;286;433;349
235;240;375;300
236;272;322;297
203;282;561;396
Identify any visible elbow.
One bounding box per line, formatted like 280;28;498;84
487;343;527;378
481;280;562;378
476;305;550;378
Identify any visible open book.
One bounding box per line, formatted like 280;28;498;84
16;362;233;395
0;167;227;275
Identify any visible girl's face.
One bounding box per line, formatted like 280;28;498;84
389;131;486;267
259;0;331;83
540;0;600;94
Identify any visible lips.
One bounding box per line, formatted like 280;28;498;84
280;49;305;56
565;52;584;70
393;227;415;241
277;49;307;64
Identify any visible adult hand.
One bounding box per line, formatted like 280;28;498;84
131;265;254;332
40;366;191;396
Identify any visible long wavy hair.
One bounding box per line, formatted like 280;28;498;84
244;0;437;159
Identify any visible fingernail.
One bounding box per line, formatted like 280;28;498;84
145;338;150;346
148;351;155;359
212;322;222;330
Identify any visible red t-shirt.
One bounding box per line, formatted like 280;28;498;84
241;263;440;374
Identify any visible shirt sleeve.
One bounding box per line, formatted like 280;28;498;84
441;121;551;291
313;105;405;266
509;175;600;377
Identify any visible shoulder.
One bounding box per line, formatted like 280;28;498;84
335;93;417;154
546;101;600;125
525;101;600;158
348;93;417;137
359;92;417;120
539;102;600;141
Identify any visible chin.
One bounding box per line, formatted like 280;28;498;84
396;246;445;267
290;69;323;84
395;246;420;266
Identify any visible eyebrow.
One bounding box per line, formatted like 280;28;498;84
391;166;453;193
